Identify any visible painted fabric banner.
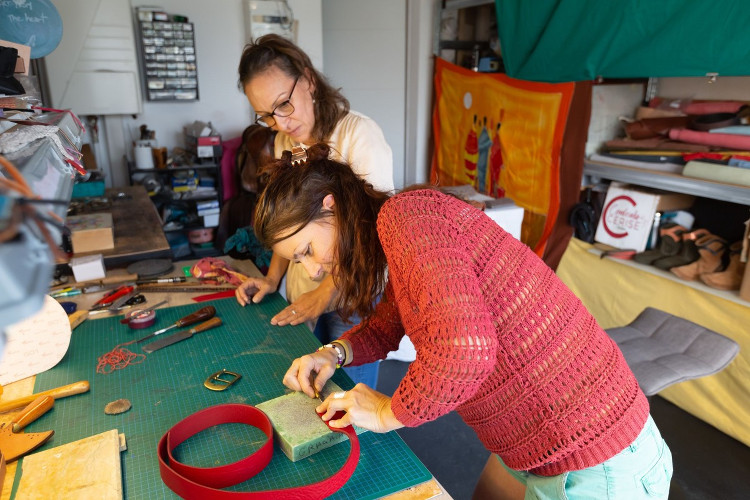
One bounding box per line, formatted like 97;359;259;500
430;58;574;254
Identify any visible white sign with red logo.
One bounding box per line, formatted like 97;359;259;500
594;185;659;252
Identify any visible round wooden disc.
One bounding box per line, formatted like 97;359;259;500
126;259;173;278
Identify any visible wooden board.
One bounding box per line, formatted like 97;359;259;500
14;430;124;500
72;186;171;267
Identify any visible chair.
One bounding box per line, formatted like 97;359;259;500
606;308;739;396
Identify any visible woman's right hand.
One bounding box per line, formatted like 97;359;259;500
283;348;339;398
235;276;278;306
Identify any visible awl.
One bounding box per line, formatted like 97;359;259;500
142;317;223;353
135;305;216;344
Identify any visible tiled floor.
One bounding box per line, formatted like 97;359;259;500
377;360;750;499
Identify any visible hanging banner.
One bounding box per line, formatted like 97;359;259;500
430;58;574;254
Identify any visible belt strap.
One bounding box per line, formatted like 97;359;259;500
157;403;359;499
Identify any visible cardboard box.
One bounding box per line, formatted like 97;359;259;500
66;213;115;254
594;184;694;252
69;254;106;282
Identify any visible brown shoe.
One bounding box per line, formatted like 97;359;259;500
670;234;728;281
633;222;688;265
652;228;710;270
700;241;745;290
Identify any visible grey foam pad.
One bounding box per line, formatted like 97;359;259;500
606;307;739;396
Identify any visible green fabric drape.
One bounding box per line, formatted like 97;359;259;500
496;0;750;82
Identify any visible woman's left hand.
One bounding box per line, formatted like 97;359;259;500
271;277;337;326
316;384;405;433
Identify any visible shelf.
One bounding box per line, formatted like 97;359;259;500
583;159;750;205
588;245;750;309
130;164;218;173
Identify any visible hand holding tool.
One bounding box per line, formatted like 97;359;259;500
309;371;322;402
136;305;216;344
0;395;55;462
142;316;222;353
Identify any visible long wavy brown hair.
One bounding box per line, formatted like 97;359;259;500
238;34;349;142
254;143;390;320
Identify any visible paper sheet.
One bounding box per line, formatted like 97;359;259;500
0;295;71;386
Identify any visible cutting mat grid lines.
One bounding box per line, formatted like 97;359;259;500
11;295;431;499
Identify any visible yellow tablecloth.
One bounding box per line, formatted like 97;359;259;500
557;238;750;447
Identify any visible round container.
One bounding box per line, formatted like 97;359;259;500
125;309;157;329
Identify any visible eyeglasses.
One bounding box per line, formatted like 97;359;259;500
254;76;299;127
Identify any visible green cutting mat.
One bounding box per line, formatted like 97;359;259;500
12;295;431;499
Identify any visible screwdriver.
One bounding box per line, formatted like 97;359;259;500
135;305;216;343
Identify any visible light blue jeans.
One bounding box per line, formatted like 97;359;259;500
497;415;673;499
313;310;380;389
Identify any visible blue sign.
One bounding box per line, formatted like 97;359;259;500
0;0;63;59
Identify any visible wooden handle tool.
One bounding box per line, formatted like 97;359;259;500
12;396;54;433
0;381;90;414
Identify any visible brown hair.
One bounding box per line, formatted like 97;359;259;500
254;143;390;320
237;34;349;142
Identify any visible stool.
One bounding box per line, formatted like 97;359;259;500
606;308;739;396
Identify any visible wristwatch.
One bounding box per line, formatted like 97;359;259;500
319;343;345;369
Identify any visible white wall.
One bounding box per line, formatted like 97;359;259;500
47;0;424;189
321;0;407;188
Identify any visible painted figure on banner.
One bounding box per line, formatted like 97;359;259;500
489;113;505;198
476;116;492;193
463;114;478;184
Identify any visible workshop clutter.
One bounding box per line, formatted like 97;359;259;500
184;120;222;161
594;183;695;252
128;120;223;259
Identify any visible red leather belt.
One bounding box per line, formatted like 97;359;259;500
157;403;359;499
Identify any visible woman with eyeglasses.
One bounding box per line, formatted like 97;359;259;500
255;143;673;500
234;34;394;388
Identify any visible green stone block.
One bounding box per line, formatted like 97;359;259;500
256;380;366;462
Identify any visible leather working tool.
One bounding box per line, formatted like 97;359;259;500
157;404;359;499
142;317;222;353
90;285;135;311
136;305;216;344
0;395;55;462
309;372;322;402
0;381;89;413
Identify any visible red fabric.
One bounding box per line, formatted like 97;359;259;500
341;190;649;476
192;290;236;302
669;128;750;150
190;257;249;286
158;404;359;499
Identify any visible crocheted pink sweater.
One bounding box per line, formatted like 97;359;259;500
341;190;649;476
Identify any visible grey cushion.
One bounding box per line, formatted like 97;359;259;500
606;308;739;396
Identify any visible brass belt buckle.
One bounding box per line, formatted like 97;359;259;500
204;369;242;391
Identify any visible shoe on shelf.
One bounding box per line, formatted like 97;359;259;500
670;233;728;281
652;228;710;270
701;241;746;290
633;222;688;265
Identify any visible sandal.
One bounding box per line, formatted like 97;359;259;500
670;234;728;281
633;222;688;265
700;241;745;290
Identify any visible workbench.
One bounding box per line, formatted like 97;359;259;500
0;258;446;499
70;185;171;268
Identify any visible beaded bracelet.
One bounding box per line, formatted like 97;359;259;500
318;343;344;369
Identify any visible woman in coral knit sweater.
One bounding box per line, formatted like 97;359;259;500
254;144;673;499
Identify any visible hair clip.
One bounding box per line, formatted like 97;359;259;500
290;146;307;166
